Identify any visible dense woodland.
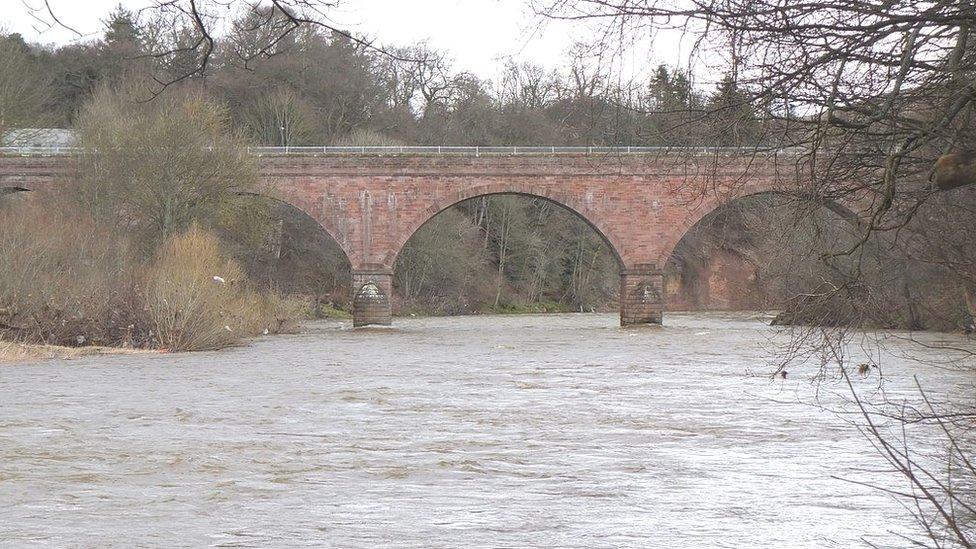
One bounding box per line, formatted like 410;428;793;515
0;7;756;146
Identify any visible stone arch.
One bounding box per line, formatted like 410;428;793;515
386;184;628;270
656;190;861;268
237;190;355;270
235;191;354;302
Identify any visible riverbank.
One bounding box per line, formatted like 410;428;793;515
0;209;309;353
7;305;969;365
0;340;164;363
0;307;586;363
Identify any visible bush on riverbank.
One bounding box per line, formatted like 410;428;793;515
145;226;304;351
0;211;306;351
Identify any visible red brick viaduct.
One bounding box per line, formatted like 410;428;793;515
0;150;816;327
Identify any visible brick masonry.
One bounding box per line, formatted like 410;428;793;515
351;269;393;327
620;266;665;325
1;152;802;326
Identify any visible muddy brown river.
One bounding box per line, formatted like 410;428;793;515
1;312;973;547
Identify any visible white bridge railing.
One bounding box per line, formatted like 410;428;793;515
0;145;803;157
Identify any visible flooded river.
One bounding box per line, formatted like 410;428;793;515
1;312;973;547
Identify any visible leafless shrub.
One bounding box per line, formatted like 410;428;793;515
0;201;140;346
144;225;303;351
332;128;405;146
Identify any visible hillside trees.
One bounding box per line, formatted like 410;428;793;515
394;196;620;314
0;34;51;138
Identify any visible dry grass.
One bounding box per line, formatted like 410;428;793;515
0;340;159;363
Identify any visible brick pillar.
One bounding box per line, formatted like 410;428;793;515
351;268;393;327
620;265;664;326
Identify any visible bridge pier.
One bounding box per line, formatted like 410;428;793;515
620;266;664;326
352;268;393;327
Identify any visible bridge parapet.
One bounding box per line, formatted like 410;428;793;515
1;145;806;157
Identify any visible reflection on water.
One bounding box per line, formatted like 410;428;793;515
1;312;973;547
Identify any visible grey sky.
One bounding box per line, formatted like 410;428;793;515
5;0;612;80
4;0;716;87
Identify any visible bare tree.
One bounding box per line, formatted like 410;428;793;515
243;86;317;146
844;372;976;548
0;35;50;140
536;0;976;207
73;83;266;253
